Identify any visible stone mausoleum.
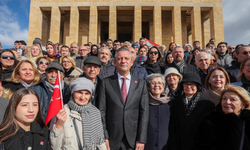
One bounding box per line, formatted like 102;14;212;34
28;0;224;48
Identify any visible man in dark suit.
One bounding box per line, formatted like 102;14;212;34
97;47;149;150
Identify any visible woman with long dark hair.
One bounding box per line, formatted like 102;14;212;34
0;88;51;150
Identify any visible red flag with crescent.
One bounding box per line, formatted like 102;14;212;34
45;73;63;125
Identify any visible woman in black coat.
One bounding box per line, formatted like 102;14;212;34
167;72;215;150
193;85;250;150
145;73;171;150
0;88;51;150
144;46;165;75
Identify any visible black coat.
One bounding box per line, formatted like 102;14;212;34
226;61;241;83
0;65;15;82
166;62;198;76
167;93;215;150
145;103;170;150
144;62;164;75
1;81;25;92
1;122;52;150
193;105;250;150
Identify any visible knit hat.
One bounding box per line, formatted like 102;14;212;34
184;44;193;51
132;42;139;48
69;78;95;95
164;67;183;81
181;72;202;88
46;62;65;73
33;39;42;47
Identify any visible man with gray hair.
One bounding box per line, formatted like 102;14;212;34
167;46;197;75
75;45;89;69
97;47;116;79
70;42;80;59
97;47;149;150
195;51;213;87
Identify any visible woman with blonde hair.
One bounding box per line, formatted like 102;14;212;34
21;45;43;66
194;85;250;150
203;67;230;105
2;60;41;93
60;56;83;84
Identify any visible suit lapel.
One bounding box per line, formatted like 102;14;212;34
125;76;137;105
109;74;125;105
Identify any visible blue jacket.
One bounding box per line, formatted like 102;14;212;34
30;80;71;121
131;63;148;80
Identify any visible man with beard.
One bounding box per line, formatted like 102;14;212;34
75;45;89;69
30;63;71;121
167;46;197;75
216;42;232;68
195;51;213;87
98;47;116;79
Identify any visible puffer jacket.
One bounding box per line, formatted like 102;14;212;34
217;51;233;68
49;104;107;150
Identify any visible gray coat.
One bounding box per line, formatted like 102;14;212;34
217;52;233;68
0;97;9;124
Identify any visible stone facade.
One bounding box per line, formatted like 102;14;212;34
28;0;224;49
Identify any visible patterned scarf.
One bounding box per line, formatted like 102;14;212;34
67;99;105;150
136;56;147;62
174;60;185;74
183;92;200;116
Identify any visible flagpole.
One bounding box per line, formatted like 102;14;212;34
58;70;64;108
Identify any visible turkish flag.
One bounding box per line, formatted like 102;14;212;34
145;38;160;47
45;73;63;125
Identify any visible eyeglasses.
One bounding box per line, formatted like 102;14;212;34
79;49;88;52
242;51;250;55
150;82;163;86
183;83;196;87
149;51;158;55
1;55;15;60
63;61;71;64
39;61;49;65
228;47;235;50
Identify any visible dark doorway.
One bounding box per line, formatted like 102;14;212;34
142;22;149;39
101;22;109;42
117;22;133;42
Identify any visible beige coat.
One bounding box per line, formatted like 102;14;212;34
63;67;83;85
202;88;224;105
50;104;107;150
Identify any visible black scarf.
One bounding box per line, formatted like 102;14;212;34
241;75;250;92
183;92;201;116
64;67;74;77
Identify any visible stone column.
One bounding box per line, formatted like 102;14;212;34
153;6;162;45
42;14;50;45
28;6;42;46
210;6;224;43
172;6;182;45
181;11;187;45
109;6;117;40
133;6;142;42
191;6;202;48
50;6;61;43
202;18;210;48
66;6;79;46
89;6;98;44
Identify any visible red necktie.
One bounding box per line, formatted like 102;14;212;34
121;78;127;102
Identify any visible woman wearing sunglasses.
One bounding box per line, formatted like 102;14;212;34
0;49;19;81
144;46;164;75
36;56;51;80
2;60;41;93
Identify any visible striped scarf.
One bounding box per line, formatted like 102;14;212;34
174;60;185;74
67;99;105;150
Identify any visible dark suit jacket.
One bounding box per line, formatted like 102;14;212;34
96;74;149;149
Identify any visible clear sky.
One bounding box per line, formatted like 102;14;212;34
0;0;249;49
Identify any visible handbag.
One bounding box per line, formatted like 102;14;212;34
73;119;83;150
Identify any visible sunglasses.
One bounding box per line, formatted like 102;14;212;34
242;51;250;55
149;51;158;55
1;55;15;60
39;61;49;65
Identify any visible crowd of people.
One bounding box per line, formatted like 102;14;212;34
0;37;250;150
